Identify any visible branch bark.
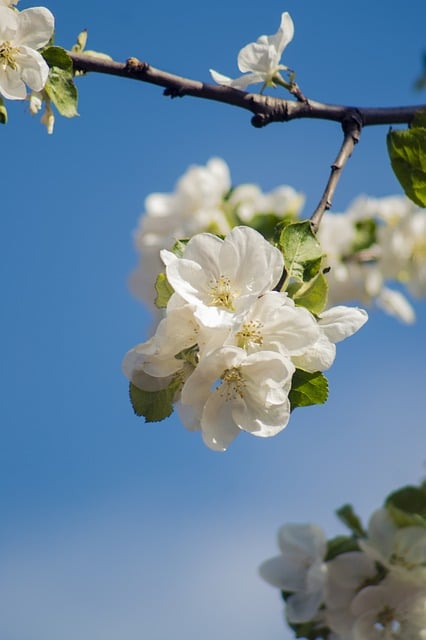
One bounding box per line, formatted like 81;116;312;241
310;112;362;233
69;52;425;129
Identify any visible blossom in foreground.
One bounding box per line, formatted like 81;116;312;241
180;346;295;451
161;226;284;327
0;5;54;100
210;12;294;91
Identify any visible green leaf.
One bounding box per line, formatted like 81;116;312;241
385;483;426;527
352;218;377;254
0;98;7;124
246;212;295;241
335;504;366;537
41;46;73;72
288;620;331;640
289;271;329;315
279;221;323;285
44;67;78;118
171;238;190;257
72;29;88;53
325;535;360;561
387;121;426;207
412;108;426;129
129;376;181;422
289;369;328;410
154;272;174;308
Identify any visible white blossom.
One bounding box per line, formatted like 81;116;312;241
325;551;379;638
259;523;328;623
210;12;294;91
180;346;294;451
350;575;426;640
161;226;284;327
360;508;426;585
0;5;54;100
130;158;232;308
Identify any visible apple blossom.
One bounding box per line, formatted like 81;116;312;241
161;226;284;327
210;12;294;91
350;576;426;640
0;5;54;100
180;345;294;451
259;524;328;623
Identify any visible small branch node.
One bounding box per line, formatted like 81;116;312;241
125;57;149;73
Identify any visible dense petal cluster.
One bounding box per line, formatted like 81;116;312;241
318;195;426;323
259;486;426;639
0;4;53;100
130;158;304;310
210;12;294;91
124;225;367;450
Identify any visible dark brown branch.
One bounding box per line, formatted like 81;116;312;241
310;112;362;232
69;52;425;129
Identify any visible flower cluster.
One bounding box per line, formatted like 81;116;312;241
124;225;367;451
318;195;426;324
259;482;426;639
131;158;426;323
130;157;304;311
0;1;53;100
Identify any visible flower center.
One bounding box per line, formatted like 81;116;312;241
208;275;235;310
374;605;400;635
236;320;264;350
0;41;20;70
219;367;245;400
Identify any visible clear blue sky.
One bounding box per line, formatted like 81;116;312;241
1;1;426;638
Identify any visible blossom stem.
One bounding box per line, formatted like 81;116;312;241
310;112;362;233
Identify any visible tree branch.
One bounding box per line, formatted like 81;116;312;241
310;112;362;233
69;52;425;129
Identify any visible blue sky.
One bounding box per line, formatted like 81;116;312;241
1;1;426;638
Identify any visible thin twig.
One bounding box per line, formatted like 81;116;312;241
310;112;362;233
69;53;425;129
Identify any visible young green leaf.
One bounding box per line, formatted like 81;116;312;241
289;369;328;410
129;376;181;422
385;483;426;527
288;272;328;315
42;46;73;72
325;535;360;561
335;503;366;537
154;273;174;308
279;221;323;285
44;68;78;118
387;115;426;207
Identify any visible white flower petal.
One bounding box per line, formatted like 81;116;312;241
0;5;17;41
15;46;49;92
14;7;54;49
0;66;26;99
318;306;368;343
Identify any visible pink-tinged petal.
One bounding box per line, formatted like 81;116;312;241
15;7;54;49
0;5;17;40
15;46;49;91
0;66;26;99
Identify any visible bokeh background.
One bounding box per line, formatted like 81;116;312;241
1;1;426;638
